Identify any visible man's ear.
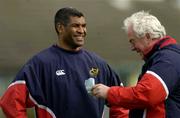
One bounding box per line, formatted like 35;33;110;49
145;33;151;40
57;23;64;34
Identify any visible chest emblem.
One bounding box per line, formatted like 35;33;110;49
56;69;66;76
89;68;99;78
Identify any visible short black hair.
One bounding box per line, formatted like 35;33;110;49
54;7;84;34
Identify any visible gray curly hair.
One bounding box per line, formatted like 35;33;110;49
123;11;166;39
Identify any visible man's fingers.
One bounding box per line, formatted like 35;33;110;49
92;91;101;98
92;83;102;89
92;85;101;97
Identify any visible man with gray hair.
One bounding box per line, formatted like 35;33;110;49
92;11;180;118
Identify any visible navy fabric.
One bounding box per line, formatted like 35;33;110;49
149;45;180;118
13;45;121;118
129;38;180;118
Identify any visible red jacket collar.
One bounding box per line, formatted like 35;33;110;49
159;36;177;48
144;36;177;60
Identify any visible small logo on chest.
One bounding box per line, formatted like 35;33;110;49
56;70;66;76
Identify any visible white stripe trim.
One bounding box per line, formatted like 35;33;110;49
101;109;104;118
29;94;56;118
143;109;147;118
146;70;169;99
8;80;26;88
8;80;56;118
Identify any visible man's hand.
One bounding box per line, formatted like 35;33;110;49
92;84;110;99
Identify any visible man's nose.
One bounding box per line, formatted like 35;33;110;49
77;27;85;33
130;45;136;51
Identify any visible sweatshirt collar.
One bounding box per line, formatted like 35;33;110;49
144;36;177;60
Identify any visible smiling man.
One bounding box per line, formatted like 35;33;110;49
0;7;128;118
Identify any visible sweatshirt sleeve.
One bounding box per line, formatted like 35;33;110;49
0;81;35;118
107;72;167;109
109;106;129;118
105;64;129;118
0;59;40;118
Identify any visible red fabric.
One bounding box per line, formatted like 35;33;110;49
110;106;129;118
144;36;177;60
1;84;34;118
107;73;166;117
1;83;55;118
36;107;54;118
159;36;177;48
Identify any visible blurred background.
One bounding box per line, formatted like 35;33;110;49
0;0;180;117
